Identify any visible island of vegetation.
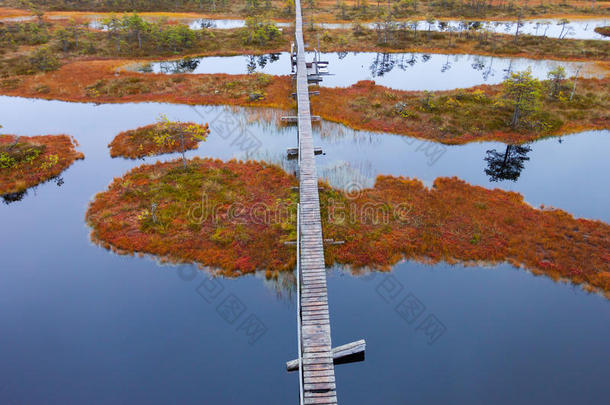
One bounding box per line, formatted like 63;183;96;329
108;115;210;159
0;134;84;196
86;158;298;276
86;157;610;296
595;26;610;37
311;70;609;144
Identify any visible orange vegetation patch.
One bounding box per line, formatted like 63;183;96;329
85;158;298;277
322;176;610;296
109;121;209;159
0;59;293;108
0;134;84;195
1;60;607;145
595;26;610;36
86;158;610;295
0;7;31;20
313;79;609;144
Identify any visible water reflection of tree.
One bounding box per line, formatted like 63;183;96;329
198;19;216;29
471;55;486;72
369;53;396;77
260;269;296;302
503;59;515;79
368;52;430;77
482;56;494;81
2;175;63;205
2;190;26;204
159;58;200;74
484;145;532;182
246;53;281;73
441;54;452;73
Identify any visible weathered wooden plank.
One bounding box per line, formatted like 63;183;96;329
303;382;336;391
304;395;337;403
287;340;366;371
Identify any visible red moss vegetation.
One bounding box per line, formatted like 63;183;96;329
86;158;610;295
0;134;84;195
595;26;610;37
85;158;298;277
321;176;610;296
109;120;209;159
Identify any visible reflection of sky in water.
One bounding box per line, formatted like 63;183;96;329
1;96;608;222
319;18;610;41
1;96;609;404
140;51;601;91
187;18;610;40
189;18;610;40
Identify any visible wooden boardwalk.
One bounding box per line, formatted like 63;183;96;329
293;1;338;404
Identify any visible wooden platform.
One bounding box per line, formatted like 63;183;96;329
293;1;338;404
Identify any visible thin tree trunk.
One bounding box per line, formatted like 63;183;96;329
570;67;582;101
180;132;187;168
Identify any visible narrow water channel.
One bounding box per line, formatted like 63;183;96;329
137;51;603;91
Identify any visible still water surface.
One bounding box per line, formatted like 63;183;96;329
1;96;609;404
138;51;602;91
185;17;610;40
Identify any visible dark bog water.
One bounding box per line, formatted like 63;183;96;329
1;96;609;404
137;51;602;91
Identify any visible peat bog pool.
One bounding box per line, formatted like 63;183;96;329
6;14;608;40
1;96;609;404
190;17;610;41
138;51;603;91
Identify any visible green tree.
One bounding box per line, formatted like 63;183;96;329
242;17;280;46
547;66;566;98
66;19;85;50
122;13;150;49
27;46;60;72
501;69;542;129
101;15;124;52
55;27;71;52
154;114;210;168
161;25;197;53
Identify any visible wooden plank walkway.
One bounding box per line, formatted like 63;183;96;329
293;1;338;404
